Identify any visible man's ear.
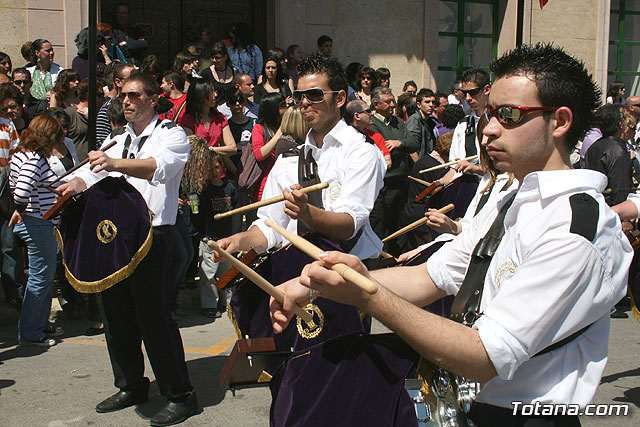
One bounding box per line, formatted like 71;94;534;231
483;84;491;95
335;89;347;109
149;93;158;108
551;106;573;139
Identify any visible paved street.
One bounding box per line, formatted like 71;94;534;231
1;291;639;426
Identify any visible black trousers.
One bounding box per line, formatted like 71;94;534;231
101;225;193;402
370;178;408;256
469;402;581;427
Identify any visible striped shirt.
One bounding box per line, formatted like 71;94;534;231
0;117;19;170
9;151;59;220
96;97;114;149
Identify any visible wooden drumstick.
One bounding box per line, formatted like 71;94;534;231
203;238;313;323
264;219;378;294
419;155;478;174
408;176;431;187
381;203;454;243
214;182;329;220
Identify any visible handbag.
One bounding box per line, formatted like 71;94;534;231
0;166;16;219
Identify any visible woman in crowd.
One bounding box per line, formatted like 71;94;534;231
251;92;287;202
274;106;307;158
182;78;237;161
200;42;237;105
606;80;626;104
355;66;376;105
141;54;164;85
27;39;63;101
9;114;64;347
254;56;293;105
0;52;12;75
64;79;91;161
376;67;391;88
227;22;263;83
193;22;213;71
49;69;80;109
45;108;80;177
173;51;199;93
284;44;304;86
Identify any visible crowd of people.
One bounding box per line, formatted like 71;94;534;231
1;2;639;426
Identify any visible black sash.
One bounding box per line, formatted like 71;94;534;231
464;115;477;157
122;119;162;159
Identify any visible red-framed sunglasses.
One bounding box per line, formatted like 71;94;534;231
485;105;559;125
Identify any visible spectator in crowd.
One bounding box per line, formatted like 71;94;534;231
254;56;294;105
225;89;255;169
447;80;470;111
159;72;187;125
72;27;112;80
606;80;626;104
182;79;237;162
9;114;64;347
106;97;126;130
20;41;35;68
0;82;23;310
285;44;305;86
345;99;391;169
354;66;376;105
192;23;213;71
273;106;308;158
402;80;417;95
173;52;198;93
12;68;48;120
110;2;148;65
251;92;286;202
406;88;438;161
27;39;63;101
431;91;449;138
345;62;363;100
217;73;258;119
97;23;128;63
317;35;333;58
396;92;417;122
65;79;92;160
141;54;164;85
200;42;237;104
46;107;80;178
0;52;12;76
440;103;465;134
50;69;80;109
95;62;136;147
376;67;391;88
227;22;263;83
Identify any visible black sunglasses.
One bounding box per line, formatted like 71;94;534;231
118;91;142;101
460;87;483;97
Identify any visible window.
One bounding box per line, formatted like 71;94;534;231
609;0;640;96
437;0;499;91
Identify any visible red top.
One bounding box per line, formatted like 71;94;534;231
159;94;187;125
365;128;391;157
251;123;277;201
182;110;230;178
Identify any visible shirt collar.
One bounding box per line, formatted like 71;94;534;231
126;114;160;138
373;112;391;125
517;169;607;202
304;119;353;153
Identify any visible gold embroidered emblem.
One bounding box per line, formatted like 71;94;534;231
495;260;517;288
328;181;342;202
97;220;118;244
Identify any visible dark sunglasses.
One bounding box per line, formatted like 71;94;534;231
358;108;372;114
118;91;142;101
485;105;559;125
13;80;30;85
460;87;483;97
212;55;225;60
293;88;339;105
360;76;372;81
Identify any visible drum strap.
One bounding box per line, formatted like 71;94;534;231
464;115;477;157
474;179;514;216
122;119;162;159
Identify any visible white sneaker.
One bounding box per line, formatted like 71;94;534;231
19;337;57;347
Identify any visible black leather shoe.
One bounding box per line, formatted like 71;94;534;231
150;397;199;426
95;390;148;413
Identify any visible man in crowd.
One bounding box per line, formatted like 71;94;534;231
96;62;137;147
159;71;187;125
111;2;148;65
213;55;386;263
59;73;197;426
625;95;640;144
406;88;438;161
368;86;419;254
317;35;333;58
217;73;258;119
272;43;632;426
344;99;391;169
432;91;449;138
448;80;469;111
449;68;491;176
11;68;47;120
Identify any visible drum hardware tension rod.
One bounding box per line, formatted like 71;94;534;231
264;219;379;294
214;182;329;220
419;155;478;174
382;203;455;243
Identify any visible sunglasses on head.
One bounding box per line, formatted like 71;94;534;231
485;105;559;125
460;87;483;97
293;87;339;104
118;91;142;101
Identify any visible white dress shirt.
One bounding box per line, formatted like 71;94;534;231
427;169;632;408
252;119;386;260
449;112;480;163
73;115;190;226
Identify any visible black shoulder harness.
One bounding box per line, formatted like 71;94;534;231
108;126;127;139
161;121;177;129
569;193;599;241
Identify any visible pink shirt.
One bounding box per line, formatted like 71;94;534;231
181;110;229;148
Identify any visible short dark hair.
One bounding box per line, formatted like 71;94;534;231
397;93;417;118
403;81;417;91
441;104;465;129
47;107;70;126
490;43;601;148
233;73;251;86
225;88;245;106
297;55;348;113
344;99;368;124
358;66;377;90
416;88;435;103
0;82;23;106
461;68;490;88
12;67;31;81
375;67;391;85
434;92;448;107
113;62;136;82
594;104;624;138
107;98;126;127
162;71;185;93
123;73;161;97
451;80;462;93
317;35;332;47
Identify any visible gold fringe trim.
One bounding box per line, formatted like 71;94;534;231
227;303;244;340
416;357;438;412
55;217;153;294
630;284;640;324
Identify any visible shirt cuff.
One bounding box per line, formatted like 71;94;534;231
426;252;459;295
474;314;530;381
250;218;281;251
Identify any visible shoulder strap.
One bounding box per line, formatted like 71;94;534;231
464;115;478;157
297;147;323;235
122;119;163;159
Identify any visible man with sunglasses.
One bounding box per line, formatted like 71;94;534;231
449;69;491;177
11;68;47;120
212;55;385;263
58;73;197;426
344;99;392;169
624;95;640;144
272;44;632;426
